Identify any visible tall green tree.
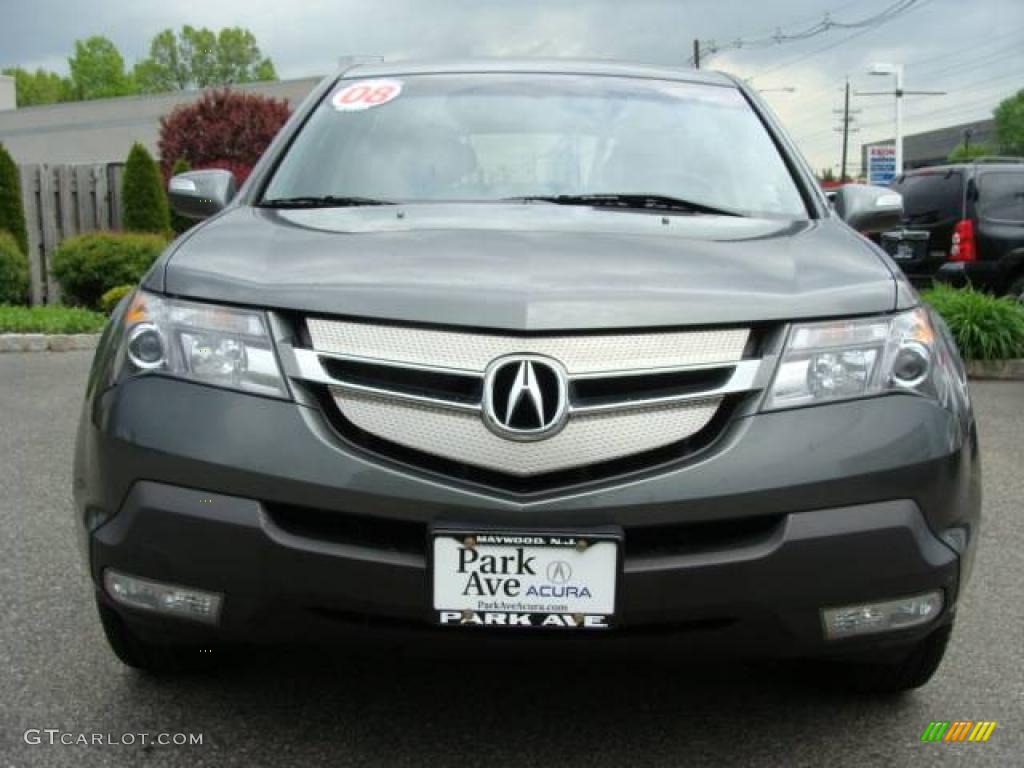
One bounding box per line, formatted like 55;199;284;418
182;26;219;87
994;89;1024;157
0;142;29;255
68;36;135;100
133;26;276;93
134;29;189;93
1;67;74;106
216;27;276;83
122;143;170;234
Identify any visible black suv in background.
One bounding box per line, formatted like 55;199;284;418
880;159;1024;300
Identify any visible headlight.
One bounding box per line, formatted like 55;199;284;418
114;290;288;398
764;308;953;411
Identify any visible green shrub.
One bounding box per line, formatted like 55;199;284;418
122;142;171;234
168;156;194;236
0;143;29;255
0;229;29;305
52;231;166;310
0;304;106;334
99;284;134;314
922;283;1024;360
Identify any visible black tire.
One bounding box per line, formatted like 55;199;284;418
1008;272;1024;304
827;624;953;695
96;597;210;675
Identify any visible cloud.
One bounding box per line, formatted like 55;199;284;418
1;0;1022;170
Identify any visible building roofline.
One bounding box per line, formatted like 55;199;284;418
0;75;324;116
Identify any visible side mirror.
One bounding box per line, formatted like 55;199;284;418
832;184;903;234
168;170;237;221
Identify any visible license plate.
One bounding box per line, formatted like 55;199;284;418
895;242;916;260
432;530;619;629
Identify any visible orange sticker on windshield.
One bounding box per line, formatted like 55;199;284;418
331;79;403;111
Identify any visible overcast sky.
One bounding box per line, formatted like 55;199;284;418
1;0;1021;172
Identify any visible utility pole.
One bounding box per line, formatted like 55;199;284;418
833;79;859;182
840;80;851;182
693;39;701;69
858;64;945;175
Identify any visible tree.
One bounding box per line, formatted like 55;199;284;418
68;36;134;100
216;27;277;84
158;88;291;183
1;67;74;106
820;168;836;182
182;26;219;87
947;142;996;163
133;26;276;94
994;89;1024;157
122;143;170;234
134;29;189;93
0;142;29;255
0;230;29;305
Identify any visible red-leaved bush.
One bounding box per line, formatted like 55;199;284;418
158;88;291;184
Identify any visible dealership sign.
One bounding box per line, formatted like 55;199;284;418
868;144;897;186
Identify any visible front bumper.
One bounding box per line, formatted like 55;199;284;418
76;376;981;656
934;261;1004;291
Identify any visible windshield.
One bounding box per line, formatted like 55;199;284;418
262;73;807;218
891;170;964;225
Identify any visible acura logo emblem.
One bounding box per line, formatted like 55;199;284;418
547;560;573;584
483;354;569;441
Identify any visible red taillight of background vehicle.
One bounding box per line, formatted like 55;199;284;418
949;219;976;262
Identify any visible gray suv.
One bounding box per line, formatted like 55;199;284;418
74;60;980;692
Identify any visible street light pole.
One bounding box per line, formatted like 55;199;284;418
963;128;974;158
858;63;944;176
893;64;904;175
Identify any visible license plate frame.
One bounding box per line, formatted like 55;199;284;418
430;526;621;630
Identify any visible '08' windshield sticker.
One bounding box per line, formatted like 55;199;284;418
331;79;404;112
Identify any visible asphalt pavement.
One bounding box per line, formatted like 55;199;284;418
1;350;1021;767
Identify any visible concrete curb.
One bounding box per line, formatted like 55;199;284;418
965;359;1024;381
0;333;101;353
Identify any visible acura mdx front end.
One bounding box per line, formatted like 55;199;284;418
74;60;980;692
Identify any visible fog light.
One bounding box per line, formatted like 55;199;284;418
104;569;222;624
822;591;943;640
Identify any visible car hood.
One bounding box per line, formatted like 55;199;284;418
159;204;897;331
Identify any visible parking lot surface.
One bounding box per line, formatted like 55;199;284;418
1;351;1021;767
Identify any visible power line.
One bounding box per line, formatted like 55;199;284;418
796;87;1010;150
756;31;1021;116
750;0;935;80
690;0;925;68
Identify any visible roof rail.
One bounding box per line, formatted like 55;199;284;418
971;156;1024;164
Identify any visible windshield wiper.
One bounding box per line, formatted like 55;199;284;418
259;195;395;209
504;193;744;217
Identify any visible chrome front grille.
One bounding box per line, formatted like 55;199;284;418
305;318;749;373
279;318;770;481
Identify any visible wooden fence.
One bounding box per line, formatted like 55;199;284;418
18;163;125;305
